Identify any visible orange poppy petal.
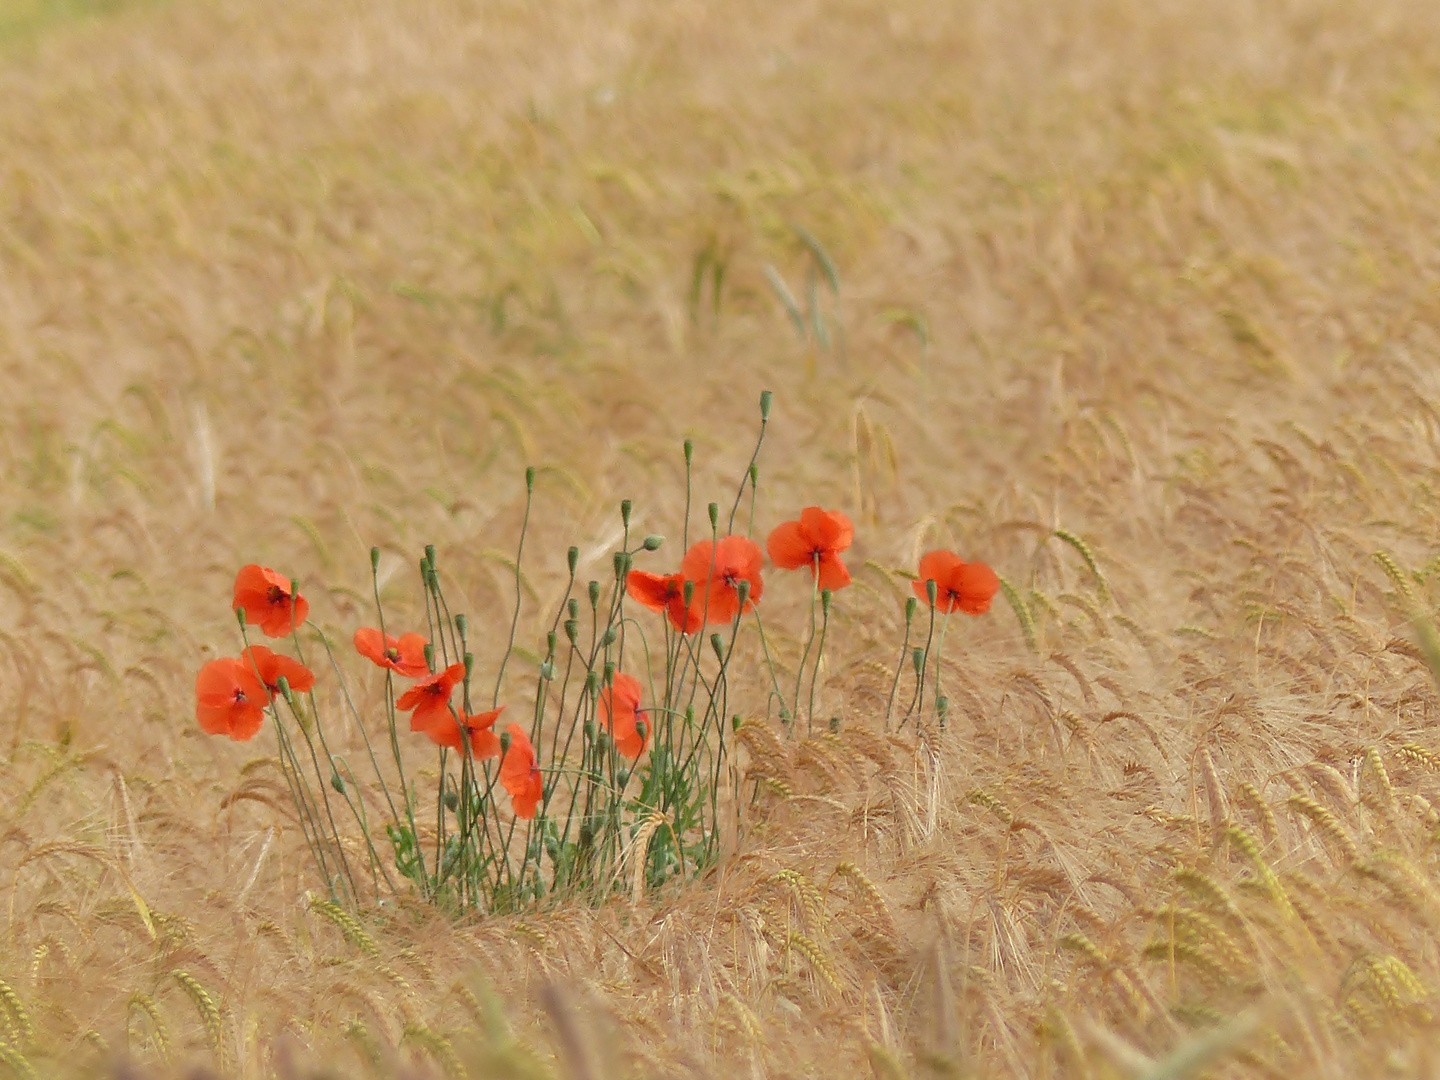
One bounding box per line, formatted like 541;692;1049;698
626;571;673;612
815;552;852;592
766;520;812;570
955;560;1000;615
354;627;388;666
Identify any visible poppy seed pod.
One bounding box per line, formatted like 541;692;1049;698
643;535;664;551
567;546;579;573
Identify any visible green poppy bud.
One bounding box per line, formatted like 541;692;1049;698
643;535;664;551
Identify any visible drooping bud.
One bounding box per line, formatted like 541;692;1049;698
643;535;664;551
600;628;617;647
332;771;346;794
634;719;647;742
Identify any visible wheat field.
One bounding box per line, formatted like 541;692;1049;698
5;0;1440;1075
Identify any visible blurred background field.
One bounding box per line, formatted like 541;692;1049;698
7;0;1440;1075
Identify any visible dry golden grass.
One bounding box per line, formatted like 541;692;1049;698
7;0;1440;1075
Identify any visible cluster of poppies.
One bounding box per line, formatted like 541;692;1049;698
196;514;1000;823
194;565;544;819
625;506;1000;629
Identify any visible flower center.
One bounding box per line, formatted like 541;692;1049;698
385;647;400;660
232;688;249;705
267;585;288;604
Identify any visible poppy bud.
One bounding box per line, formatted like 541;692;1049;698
643;535;663;551
711;634;724;661
585;671;600;693
276;675;292;702
612;551;626;578
732;714;742;732
588;581;601;609
683;580;695;605
499;730;512;755
707;502;719;531
540;661;556;681
634;719;647;742
584;719;598;742
568;598;579;620
603;661;616;684
735;579;751;607
464;652;475;679
443;789;458;811
904;597;918;623
600;628;617;647
455;613;468;641
685;706;695;727
564;619;579;643
911;647;924;675
926;578;938;605
936;695;950;728
525;465;536;492
332;771;346;793
424;643;436;671
829;716;841;733
370;546;381;572
546;631;557;655
821;588;833;614
567;546;579;574
620;498;632;527
424;544;437;569
759;389;773;420
616;768;630;788
235;606;247;627
683;438;694;465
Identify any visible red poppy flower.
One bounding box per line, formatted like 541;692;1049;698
598;672;650;759
626;571;703;634
353;627;430;677
499;723;544;819
766;507;854;592
914;550;1000;615
242;645;316;700
681;536;765;625
416;704;506;755
195;657;268;741
233;564;310;638
396;663;466;735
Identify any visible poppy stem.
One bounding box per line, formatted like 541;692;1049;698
493;468;535;708
901;600;938;730
805;591;832;730
726;405;769;535
791;569;822;727
748;610;788;724
884;600;917;731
